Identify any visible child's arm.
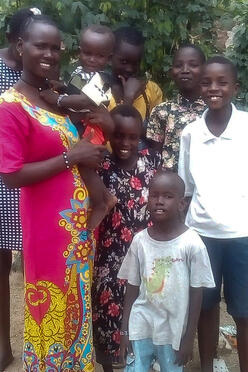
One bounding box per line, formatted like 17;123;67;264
120;283;139;364
175;286;203;366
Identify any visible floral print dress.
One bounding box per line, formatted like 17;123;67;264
92;150;161;362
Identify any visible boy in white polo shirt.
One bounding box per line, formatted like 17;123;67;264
179;56;248;372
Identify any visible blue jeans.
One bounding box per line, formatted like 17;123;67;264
124;339;182;372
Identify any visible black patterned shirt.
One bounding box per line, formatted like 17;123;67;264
146;94;206;170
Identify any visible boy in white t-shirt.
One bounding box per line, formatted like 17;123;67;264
178;56;248;372
118;171;215;372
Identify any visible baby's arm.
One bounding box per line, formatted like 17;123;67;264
120;283;139;364
175;287;203;366
40;89;95;111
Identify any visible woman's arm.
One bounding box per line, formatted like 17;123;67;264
1;137;105;188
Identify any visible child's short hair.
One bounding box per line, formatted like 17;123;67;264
150;169;185;197
114;26;144;51
205;56;238;82
80;25;115;45
173;43;206;64
111;104;143;125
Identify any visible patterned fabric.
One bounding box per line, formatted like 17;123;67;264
0;57;22;250
146;94;206;170
92;150;161;362
0;88;94;371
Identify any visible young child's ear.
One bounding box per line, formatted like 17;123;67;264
234;82;240;97
178;197;188;214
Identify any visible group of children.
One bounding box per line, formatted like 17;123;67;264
1;7;248;372
49;22;248;372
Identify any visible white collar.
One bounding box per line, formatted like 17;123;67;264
200;103;238;143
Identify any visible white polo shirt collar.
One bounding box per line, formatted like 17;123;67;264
200;103;237;143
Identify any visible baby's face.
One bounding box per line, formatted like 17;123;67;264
79;30;113;73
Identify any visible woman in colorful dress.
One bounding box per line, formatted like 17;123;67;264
0;14;105;372
0;8;39;371
92;104;161;372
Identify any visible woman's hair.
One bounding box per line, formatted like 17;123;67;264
114;26;144;51
173;43;206;64
19;14;58;40
204;55;237;82
7;8;40;42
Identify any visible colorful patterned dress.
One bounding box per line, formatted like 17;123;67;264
0;88;94;371
92;150;160;362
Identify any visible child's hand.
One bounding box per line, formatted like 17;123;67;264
119;334;133;366
40;89;59;106
175;334;193;367
85;105;115;137
119;75;146;103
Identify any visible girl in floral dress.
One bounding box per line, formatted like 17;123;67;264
92;104;161;372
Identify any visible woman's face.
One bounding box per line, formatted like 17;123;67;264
19;22;61;80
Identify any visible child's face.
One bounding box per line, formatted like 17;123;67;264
112;41;143;80
148;175;184;224
110;114;141;162
79;30;113;73
200;63;238;110
171;47;203;93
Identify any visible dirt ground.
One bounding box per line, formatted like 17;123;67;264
5;271;239;372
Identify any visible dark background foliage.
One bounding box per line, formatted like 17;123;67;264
0;0;247;106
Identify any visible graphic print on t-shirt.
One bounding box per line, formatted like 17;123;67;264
144;256;173;295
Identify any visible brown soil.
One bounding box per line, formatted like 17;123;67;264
5;271;239;371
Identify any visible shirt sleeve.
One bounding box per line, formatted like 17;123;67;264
146;103;168;143
188;233;215;288
178;127;195;196
147;81;163;111
0;104;29;173
118;236;141;286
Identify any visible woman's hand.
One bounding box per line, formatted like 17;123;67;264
119;75;146;104
68;133;106;168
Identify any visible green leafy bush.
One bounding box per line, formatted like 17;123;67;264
0;0;232;97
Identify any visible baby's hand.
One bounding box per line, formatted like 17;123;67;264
175;334;193;367
40;89;59;106
48;80;67;93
